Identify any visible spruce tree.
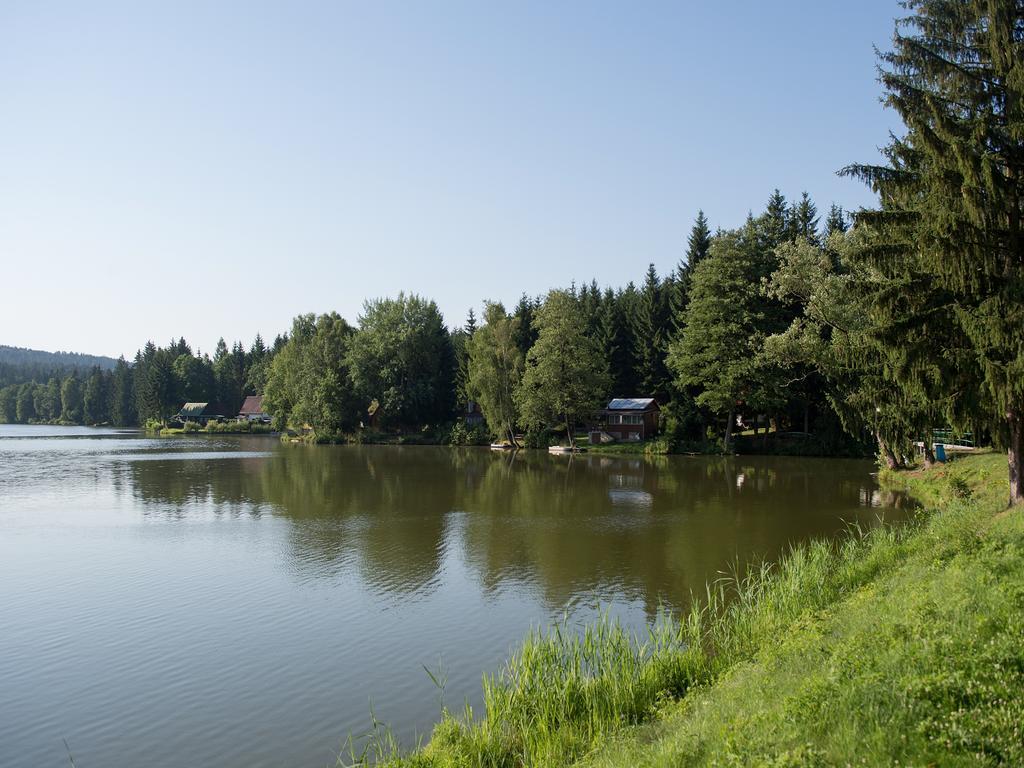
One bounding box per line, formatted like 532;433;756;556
674;210;712;321
844;0;1024;504
791;192;819;245
761;190;790;247
823;204;849;240
632;264;670;398
111;358;136;426
83;366;110;425
511;294;539;358
616;282;642;394
598;288;634;396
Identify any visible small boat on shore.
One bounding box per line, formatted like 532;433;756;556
490;442;515;450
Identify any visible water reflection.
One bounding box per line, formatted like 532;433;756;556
124;443;909;615
0;428;912;768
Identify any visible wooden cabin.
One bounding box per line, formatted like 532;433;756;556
601;398;660;441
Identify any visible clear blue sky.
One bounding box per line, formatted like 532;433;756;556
0;1;903;359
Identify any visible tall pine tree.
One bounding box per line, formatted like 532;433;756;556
844;0;1024;504
674;210;712;322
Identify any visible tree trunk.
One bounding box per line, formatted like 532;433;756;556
803;402;810;434
876;431;899;471
763;413;771;451
1009;407;1024;506
923;441;936;469
724;408;735;453
565;415;575;449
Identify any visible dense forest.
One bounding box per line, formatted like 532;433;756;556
0;193;854;447
3;0;1023;502
0;336;281;429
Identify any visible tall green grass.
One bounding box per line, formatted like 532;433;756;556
356;452;1016;767
366;521;922;766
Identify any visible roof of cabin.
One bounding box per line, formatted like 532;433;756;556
606;398;658;411
238;395;265;415
177;402;209;420
176;402;230;419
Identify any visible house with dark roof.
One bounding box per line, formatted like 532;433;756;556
237;395;270;423
602;398;660;441
174;402;230;426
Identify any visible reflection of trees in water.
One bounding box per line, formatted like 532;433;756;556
127;446;909;616
125;456;273;519
256;446;458;595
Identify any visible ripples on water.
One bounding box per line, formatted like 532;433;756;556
0;425;910;768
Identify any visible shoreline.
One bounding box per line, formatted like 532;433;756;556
366;450;1021;767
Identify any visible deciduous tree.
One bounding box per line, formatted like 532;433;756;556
516;290;609;448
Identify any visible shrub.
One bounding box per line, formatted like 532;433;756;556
523;427;552;449
447;421;491;446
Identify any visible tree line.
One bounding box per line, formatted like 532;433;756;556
0;196;845;449
0;336;279;427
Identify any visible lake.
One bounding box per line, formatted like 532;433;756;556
0;425;909;767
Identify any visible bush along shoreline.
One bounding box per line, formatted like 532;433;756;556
352;451;1022;767
145;419;276;436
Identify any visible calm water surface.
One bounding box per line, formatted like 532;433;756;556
0;425;910;767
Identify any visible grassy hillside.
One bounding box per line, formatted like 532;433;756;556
371;452;1022;767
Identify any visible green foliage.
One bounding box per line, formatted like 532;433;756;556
347;293;456;430
667;224;789;447
597;287;636;397
110;358;136;426
445;421;490;446
59;375;82;424
517;290;610;447
15;382;36;423
172;353;215;405
82;366;110;424
203;419;273;434
842;0;1024;500
762;233;918;461
263;313;360;435
0;385;17;423
466;302;524;445
631;264;671;399
522;426;552;449
673;210;712;322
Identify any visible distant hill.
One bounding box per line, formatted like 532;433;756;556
0;345;119;371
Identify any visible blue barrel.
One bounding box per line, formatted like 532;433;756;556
935;443;947;462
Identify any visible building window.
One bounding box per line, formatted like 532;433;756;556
609;413;643;425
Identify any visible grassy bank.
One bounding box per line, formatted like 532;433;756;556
368;451;1021;767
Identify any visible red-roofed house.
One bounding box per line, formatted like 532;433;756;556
238;395;270;423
